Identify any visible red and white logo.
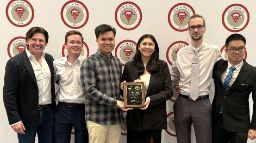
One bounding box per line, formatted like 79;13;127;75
222;4;250;32
62;41;89;58
165;112;176;137
220;45;247;60
166;41;189;65
115;1;142;31
7;36;26;58
6;0;34;27
115;40;137;65
61;0;89;29
168;3;195;32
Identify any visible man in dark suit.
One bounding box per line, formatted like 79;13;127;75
212;33;256;143
3;27;55;143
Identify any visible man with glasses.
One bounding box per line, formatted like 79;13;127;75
54;30;88;143
212;33;256;143
171;14;221;143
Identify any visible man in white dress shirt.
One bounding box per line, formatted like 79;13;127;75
3;26;55;143
171;14;221;143
54;30;88;143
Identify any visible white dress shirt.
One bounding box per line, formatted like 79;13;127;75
221;61;243;86
171;42;221;96
140;70;151;95
54;56;85;104
26;50;52;105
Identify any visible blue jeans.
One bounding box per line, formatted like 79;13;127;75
17;107;55;143
55;103;88;143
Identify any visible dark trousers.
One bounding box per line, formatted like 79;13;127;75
17;107;55;143
55;103;88;143
174;96;212;143
213;114;247;143
127;130;161;143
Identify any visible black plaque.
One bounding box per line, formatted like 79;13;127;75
123;82;145;108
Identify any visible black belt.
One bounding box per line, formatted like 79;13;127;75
58;102;85;108
38;104;52;110
179;94;209;101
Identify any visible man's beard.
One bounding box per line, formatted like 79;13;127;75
190;34;203;41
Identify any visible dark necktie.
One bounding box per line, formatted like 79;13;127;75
223;66;236;90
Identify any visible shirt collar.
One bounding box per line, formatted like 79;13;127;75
190;42;206;51
96;50;113;60
227;61;243;71
65;55;85;65
26;49;45;60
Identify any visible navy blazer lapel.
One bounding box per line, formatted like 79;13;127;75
21;52;37;84
227;61;249;93
217;60;228;90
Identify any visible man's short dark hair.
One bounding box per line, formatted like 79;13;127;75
188;14;206;27
94;24;116;39
225;33;246;47
26;26;49;43
65;30;84;43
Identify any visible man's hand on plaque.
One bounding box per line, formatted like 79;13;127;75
117;100;133;111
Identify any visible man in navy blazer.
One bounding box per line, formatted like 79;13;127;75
212;33;256;143
3;27;55;143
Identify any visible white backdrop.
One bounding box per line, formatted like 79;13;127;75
0;0;256;143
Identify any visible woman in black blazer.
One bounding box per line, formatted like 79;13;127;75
122;34;172;143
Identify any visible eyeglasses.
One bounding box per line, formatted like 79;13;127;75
188;24;204;30
227;47;245;53
67;41;83;45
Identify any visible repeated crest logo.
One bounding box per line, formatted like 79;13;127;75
61;0;89;29
7;36;26;58
166;41;189;65
165;112;176;137
168;3;195;32
115;40;137;65
220;45;247;60
115;1;142;31
62;41;89;58
6;0;34;27
222;4;250;32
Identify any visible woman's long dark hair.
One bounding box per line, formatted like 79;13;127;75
132;34;160;76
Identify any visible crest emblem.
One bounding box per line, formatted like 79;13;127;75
166;41;189;65
6;0;34;27
7;36;26;58
168;3;195;32
62;41;89;58
222;4;250;32
165;112;176;137
115;40;137;65
115;1;142;31
61;0;89;29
